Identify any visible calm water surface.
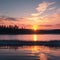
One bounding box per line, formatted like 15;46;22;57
0;34;60;60
0;34;60;41
0;46;60;60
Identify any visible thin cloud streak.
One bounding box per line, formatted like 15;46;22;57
31;1;55;16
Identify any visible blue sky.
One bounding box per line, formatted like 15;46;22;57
0;0;60;18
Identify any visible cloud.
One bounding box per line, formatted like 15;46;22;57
40;9;60;25
0;17;40;26
30;1;55;17
0;16;16;21
0;16;17;26
28;7;60;25
48;7;56;10
6;17;16;21
28;1;60;25
36;1;55;15
31;13;40;17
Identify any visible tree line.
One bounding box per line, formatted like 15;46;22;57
0;25;60;34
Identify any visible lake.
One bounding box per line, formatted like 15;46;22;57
0;34;60;41
0;46;60;60
0;34;60;60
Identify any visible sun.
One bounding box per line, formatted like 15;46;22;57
33;25;38;31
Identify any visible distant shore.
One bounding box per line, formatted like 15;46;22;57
0;29;60;34
0;40;60;47
0;25;60;34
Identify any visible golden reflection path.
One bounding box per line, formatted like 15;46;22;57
33;34;37;41
31;46;47;60
32;34;47;60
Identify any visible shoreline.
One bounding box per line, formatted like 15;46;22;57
0;29;60;34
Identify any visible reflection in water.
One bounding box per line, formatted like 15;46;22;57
0;46;60;60
33;34;47;60
33;34;37;41
0;34;60;41
31;46;47;60
0;34;60;60
40;53;47;60
32;46;39;53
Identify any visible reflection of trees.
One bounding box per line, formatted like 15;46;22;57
0;40;60;47
0;46;19;50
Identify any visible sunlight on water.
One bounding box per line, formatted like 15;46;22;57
31;46;47;60
0;34;60;41
40;53;47;60
0;46;60;60
33;34;37;41
31;46;39;53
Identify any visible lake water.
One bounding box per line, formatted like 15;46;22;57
0;34;60;60
0;46;60;60
0;34;60;41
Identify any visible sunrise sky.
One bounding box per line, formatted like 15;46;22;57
0;0;60;29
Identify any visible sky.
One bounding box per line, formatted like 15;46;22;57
0;0;60;28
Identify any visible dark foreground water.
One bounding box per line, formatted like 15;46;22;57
0;46;60;60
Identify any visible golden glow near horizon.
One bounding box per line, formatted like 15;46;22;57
33;34;37;41
33;25;38;31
